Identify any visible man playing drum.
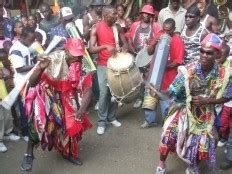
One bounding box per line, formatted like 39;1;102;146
141;18;185;128
89;5;128;135
128;4;161;108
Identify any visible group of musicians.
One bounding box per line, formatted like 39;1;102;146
1;0;232;173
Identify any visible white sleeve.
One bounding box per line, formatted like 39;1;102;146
10;54;26;69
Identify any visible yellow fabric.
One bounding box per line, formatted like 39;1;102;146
0;62;8;100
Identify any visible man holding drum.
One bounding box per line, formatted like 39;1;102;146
89;5;128;135
141;18;185;128
128;4;161;109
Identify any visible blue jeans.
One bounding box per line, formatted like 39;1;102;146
144;100;170;124
97;66;118;127
16;96;28;136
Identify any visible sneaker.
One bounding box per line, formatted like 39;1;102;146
110;120;122;127
4;133;20;141
220;160;232;170
133;99;142;108
141;121;157;128
20;154;34;171
23;136;29;142
94;101;99;110
217;140;227;147
97;126;105;135
156;166;166;174
0;142;7;152
186;167;196;174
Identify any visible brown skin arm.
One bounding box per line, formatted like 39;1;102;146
210;16;219;33
200;29;209;41
192;96;230;106
16;65;34;73
82;14;91;40
75;86;92;119
27;57;51;87
89;26;107;54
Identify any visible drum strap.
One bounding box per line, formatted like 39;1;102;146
112;25;120;51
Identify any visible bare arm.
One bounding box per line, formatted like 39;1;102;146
16;65;34;73
89;26;107;54
210;16;219;33
76;86;93;119
82;15;91;40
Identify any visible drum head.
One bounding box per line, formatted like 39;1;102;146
135;48;152;68
107;52;134;71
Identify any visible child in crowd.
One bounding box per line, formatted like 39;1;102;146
13;21;23;42
0;49;20;152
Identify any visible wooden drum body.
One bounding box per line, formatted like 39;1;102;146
107;52;143;103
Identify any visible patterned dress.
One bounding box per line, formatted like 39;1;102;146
25;51;92;159
159;61;232;172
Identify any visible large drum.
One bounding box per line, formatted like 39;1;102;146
107;52;143;103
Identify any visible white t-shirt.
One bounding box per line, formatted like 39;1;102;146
9;41;33;85
35;25;47;46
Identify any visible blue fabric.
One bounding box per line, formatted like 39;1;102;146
3;18;14;40
50;24;69;39
144;100;170;124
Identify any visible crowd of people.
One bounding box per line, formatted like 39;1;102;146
0;0;232;174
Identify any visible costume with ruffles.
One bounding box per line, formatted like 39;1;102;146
159;61;232;173
25;50;92;159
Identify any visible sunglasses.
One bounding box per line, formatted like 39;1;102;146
200;49;214;56
185;14;196;18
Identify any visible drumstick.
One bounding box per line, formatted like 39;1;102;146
149;84;169;101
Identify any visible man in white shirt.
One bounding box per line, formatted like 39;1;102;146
9;27;36;142
158;0;186;34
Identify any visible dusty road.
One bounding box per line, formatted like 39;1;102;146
0;104;231;174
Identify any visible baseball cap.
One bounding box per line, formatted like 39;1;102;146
61;7;74;20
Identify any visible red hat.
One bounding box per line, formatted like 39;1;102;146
140;5;155;15
201;33;222;51
65;38;85;57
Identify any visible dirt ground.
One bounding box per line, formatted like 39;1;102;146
0;104;232;174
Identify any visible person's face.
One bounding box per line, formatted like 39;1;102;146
170;0;180;10
106;9;117;26
14;22;23;35
94;5;103;16
66;50;82;65
141;13;152;23
28;16;37;28
35;13;42;23
21;17;28;27
40;6;51;20
199;46;218;71
197;2;206;17
125;18;132;29
185;13;199;28
117;6;125;18
163;23;175;36
23;32;36;47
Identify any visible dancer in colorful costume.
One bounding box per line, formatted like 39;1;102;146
155;33;232;174
20;38;92;171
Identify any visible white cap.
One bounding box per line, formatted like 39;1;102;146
61;7;74;20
